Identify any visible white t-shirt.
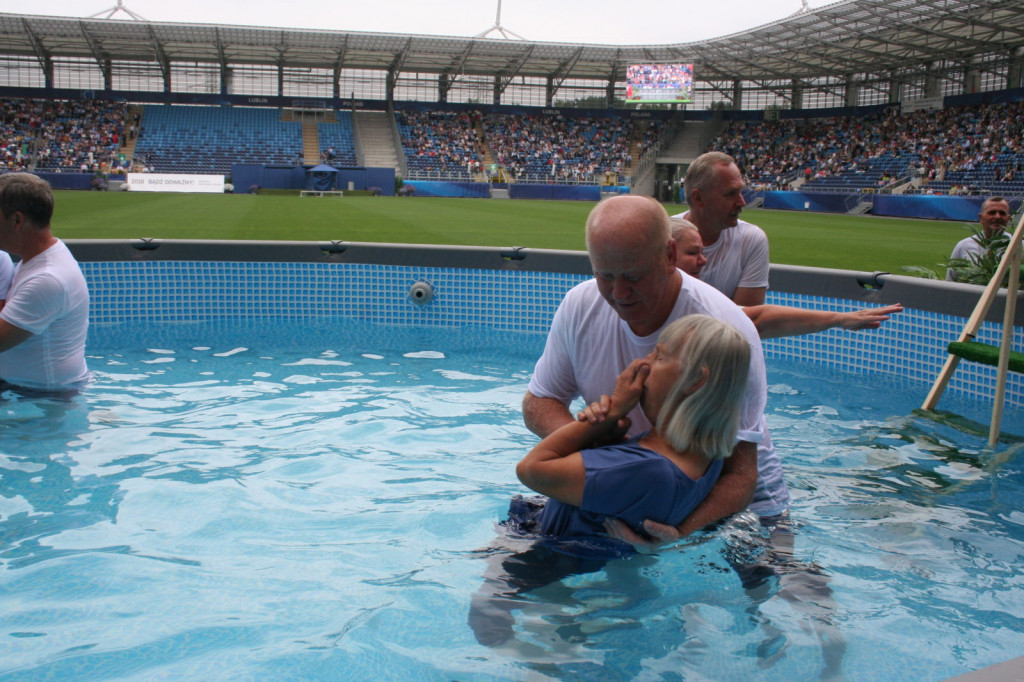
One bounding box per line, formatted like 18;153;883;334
0;240;90;390
677;213;770;296
528;272;766;444
0;250;14;298
946;231;1007;281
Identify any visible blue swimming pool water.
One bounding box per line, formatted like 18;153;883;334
1;318;1022;681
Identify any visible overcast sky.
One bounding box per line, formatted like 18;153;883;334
3;0;837;45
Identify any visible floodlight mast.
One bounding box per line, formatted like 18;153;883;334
90;0;148;21
475;0;525;40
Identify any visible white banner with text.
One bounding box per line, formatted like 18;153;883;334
126;173;225;193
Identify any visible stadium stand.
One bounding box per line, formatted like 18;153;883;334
0;98;126;173
1;92;1019;203
710;99;1024;199
396;109;484;181
133;105;303;174
483;112;634;184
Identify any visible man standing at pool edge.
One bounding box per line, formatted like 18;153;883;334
0;172;90;392
946;196;1012;281
523;195;785;541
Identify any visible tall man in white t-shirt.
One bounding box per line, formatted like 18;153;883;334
0;173;90;391
673;153;787;524
677;151;770;306
671;179;847;673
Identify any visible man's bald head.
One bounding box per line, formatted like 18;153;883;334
585;195;671;259
583;195;681;337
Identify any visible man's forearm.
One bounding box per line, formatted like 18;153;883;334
0;319;32;353
522;390;574;438
748;305;842;339
675;440;757;536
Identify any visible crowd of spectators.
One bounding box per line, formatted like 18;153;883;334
711;99;1024;195
0;98;128;174
1;94;1020;197
711;113;887;190
396;110;484;179
483;113;640;183
394;109;659;184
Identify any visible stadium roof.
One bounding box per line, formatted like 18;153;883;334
0;0;1022;87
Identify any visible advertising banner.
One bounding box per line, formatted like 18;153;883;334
126;173;225;193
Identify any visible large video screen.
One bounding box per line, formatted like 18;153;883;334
625;63;694;103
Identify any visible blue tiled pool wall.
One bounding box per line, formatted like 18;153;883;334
80;260;1024;408
763;291;1023;409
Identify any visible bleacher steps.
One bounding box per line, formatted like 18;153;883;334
656;121;707;164
477;120;494;182
354;111;401;173
119;104;144;168
301;124;319;164
847;200;873;215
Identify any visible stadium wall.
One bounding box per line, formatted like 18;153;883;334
34;172;98;191
755;190;1021;221
231;165;396;195
401;181;489;198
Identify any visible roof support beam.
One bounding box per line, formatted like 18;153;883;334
494;43;534;98
547;46;584;103
21;19;53;88
439;40;476;99
214;28;229;95
146;25;172;92
386;38;412;104
78;20;111;90
605;49;622;106
333;38;348;99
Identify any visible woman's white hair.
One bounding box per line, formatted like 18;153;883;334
668;216;700;241
655;314;750;461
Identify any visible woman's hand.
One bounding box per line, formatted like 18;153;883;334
577;394;612;423
577;354;650;426
608;353;650;418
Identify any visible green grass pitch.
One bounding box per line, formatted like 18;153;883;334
52;191;975;275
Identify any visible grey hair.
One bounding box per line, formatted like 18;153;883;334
684;151;736;204
669;216;700;242
655;314;750;461
980;196;1008;213
0;172;53;227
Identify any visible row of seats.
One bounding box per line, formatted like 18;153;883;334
134;106;301;173
317;113;357;167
